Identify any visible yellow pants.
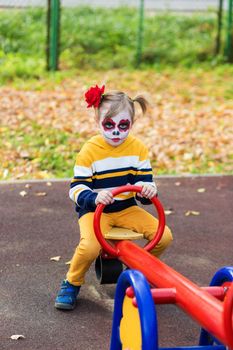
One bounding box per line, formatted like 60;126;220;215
67;206;173;286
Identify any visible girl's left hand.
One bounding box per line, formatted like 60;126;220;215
139;184;158;199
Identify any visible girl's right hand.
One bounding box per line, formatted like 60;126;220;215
95;190;114;206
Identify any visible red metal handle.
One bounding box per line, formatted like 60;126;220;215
93;185;165;257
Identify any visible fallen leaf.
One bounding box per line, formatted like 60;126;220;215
16;173;25;179
19;191;27;197
25;184;31;189
197;188;206;193
65;260;71;265
46;182;52;186
50;256;61;262
175;182;181;186
185;210;200;216
165;209;174;215
183;153;193;160
1;70;233;180
19;150;30;159
3;169;9;178
35;192;47;196
10;335;25;340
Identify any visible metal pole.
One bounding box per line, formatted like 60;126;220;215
226;0;233;62
136;0;144;67
48;0;60;71
46;0;51;70
215;0;223;55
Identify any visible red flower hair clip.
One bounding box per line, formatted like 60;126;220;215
84;84;105;108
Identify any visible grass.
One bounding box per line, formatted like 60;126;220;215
0;121;79;179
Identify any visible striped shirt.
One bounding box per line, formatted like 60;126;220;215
69;134;156;217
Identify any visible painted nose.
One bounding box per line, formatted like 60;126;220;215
113;130;120;136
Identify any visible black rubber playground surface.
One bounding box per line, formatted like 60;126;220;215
0;175;232;350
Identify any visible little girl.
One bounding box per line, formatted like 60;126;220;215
55;85;173;310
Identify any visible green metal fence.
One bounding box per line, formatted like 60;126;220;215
46;0;233;70
0;0;232;73
226;0;233;60
47;0;60;70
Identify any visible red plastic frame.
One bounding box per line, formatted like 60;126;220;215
93;185;166;257
223;282;233;349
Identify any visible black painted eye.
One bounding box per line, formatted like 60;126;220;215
104;122;115;129
119;122;130;130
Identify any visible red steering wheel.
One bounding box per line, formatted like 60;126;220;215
93;185;166;257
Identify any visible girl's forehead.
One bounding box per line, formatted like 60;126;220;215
100;109;132;123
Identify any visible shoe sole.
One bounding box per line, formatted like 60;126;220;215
54;302;76;310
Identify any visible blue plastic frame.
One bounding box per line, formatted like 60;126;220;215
110;269;158;350
199;266;233;346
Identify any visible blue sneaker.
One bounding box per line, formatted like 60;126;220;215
55;280;81;310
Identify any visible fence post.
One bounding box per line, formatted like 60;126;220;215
47;0;60;71
136;0;144;67
225;0;233;62
215;0;223;54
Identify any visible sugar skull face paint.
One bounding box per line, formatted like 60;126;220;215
99;112;132;146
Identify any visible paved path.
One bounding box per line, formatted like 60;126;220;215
0;176;232;350
0;0;224;11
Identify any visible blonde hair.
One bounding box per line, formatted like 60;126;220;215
96;90;148;122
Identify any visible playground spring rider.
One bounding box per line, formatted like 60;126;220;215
93;185;233;349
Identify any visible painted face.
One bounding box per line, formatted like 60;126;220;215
99;112;132;146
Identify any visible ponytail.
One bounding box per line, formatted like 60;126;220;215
133;95;149;115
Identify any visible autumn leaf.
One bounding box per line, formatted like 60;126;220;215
165;209;174;215
50;256;61;262
35;192;47;197
3;169;9;178
19;150;30;159
185;210;200;216
19;191;27;197
10;335;25;340
197;188;206;193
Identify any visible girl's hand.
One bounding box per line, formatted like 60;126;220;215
138;184;158;199
95;190;114;206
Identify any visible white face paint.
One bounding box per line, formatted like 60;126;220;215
99;111;132;146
